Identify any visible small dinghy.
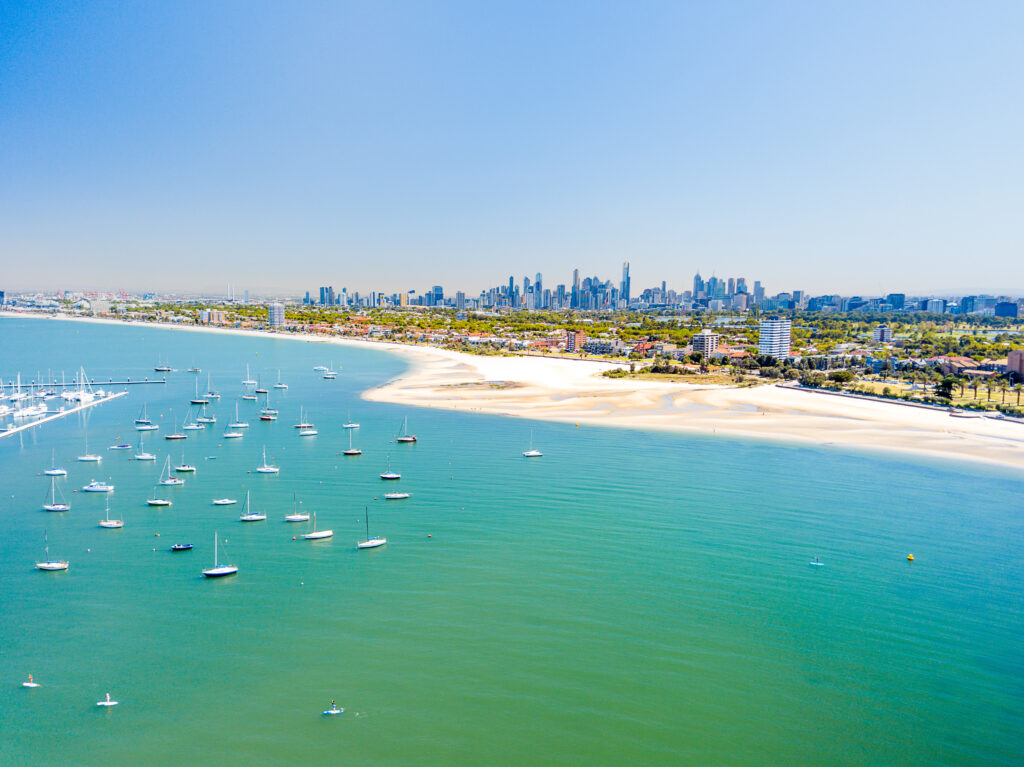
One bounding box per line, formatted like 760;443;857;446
171;543;193;552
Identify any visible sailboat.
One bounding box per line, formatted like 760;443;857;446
188;360;201;374
44;449;67;476
239;491;267;521
202;531;238;577
196;404;216;424
159;456;185;486
109;428;131;450
164;415;187;440
242;365;257;386
42;476;71;512
229;403;249;429
78;430;102;462
154;357;172;372
379;455;400;480
384;490;410;500
181;407;205;431
356;506;386;549
342;412;359;429
273;370;288;390
36;532;69;571
99;495;124;528
303;511;333;540
256;446;279;474
134;433;156;461
175;451;197;473
285;493;309;522
191;378;209;405
298;408;317;436
204;373;220;400
212;497;237;505
342;430;361;456
396;417;417;443
522;429;542;457
255;375;268;395
135;404;153;426
259;392;278;420
146;486;172;506
293;407;313;429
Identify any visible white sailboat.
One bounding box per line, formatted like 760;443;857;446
273;370;288;390
357;506;386;549
229;403;249;429
396;417;417;443
205;373;220;399
135;404;152;426
256;446;279;474
379;455;400;480
285;493;309;522
182;407;204;430
78;430;102;462
342;430;361;456
36;532;69;571
191;378;209;405
44;449;67;476
134;433;156;461
255;375;268;395
239;490;267;521
202;531;238;577
223;428;244;439
293;407;313;429
299;408;317;437
164;416;187;440
159;456;185;486
242;364;257;386
42;476;71;512
342;412;359;429
384;491;410;500
175;451;197;473
522;429;542;457
302;511;333;540
146;486;172;506
196;404;216;424
312;365;328;372
99;495;124;528
259;392;277;420
212;497;237;505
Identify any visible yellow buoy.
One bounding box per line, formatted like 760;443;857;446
907;553;914;561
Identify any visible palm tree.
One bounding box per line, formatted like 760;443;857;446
1016;383;1023;406
970;379;980;400
985;380;994;402
1000;380;1009;403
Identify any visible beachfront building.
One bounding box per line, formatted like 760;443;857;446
691;329;720;359
268;302;285;327
758;317;791;359
873;325;893;343
565;330;587;352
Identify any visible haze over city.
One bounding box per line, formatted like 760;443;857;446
2;1;1022;295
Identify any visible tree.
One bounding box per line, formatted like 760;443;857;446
1016;383;1023;406
1000;380;1008;403
985;380;994;401
935;377;956;400
828;370;854;383
970;379;980;399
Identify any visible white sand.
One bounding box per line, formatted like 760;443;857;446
5;311;1024;471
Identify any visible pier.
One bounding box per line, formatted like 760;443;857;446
3;378;167;388
0;390;129;441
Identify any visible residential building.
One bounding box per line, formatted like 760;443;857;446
268;302;285;327
873;325;893;343
995;302;1018;318
758;316;791;359
1008;350;1024;381
565;330;587;352
691;329;720;358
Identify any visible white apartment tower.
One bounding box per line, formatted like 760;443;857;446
758;316;791;359
268;302;285;328
691;329;720;359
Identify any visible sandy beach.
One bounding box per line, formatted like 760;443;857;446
5;311;1024;471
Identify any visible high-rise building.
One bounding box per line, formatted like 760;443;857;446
431;285;444;306
691;329;720;358
727;278;735;296
455;291;466;310
758;316;791;359
534;273;543;308
1008;350;1024;381
885;293;906;310
399;292;408;307
994;302;1018;318
873;325;893;343
926;298;946;314
621;262;631;303
736;278;748;294
693;272;704;296
753;281;765;303
243;290;249;304
565;330;587;352
0;290;5;306
268;302;285;327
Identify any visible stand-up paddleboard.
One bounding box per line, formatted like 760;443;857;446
323;706;344;716
97;693;118;707
809;557;824;567
22;681;39;688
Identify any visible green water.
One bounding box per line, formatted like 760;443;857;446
0;317;1022;766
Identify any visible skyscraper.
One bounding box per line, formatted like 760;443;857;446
268;302;285;327
431;285;444;306
693;272;704;296
534;273;543;308
620;262;631;303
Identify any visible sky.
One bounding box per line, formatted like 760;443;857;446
1;0;1022;297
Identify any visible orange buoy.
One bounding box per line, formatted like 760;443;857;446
292;536;296;541
907;553;914;561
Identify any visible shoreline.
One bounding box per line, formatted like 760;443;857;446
4;310;1024;472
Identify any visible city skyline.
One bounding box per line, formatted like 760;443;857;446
2;2;1023;294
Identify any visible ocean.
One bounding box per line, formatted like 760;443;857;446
0;316;1021;766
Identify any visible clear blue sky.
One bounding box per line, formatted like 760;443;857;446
1;0;1021;296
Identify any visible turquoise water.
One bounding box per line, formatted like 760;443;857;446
1;317;1022;766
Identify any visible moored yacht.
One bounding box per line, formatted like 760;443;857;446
44;449;67;476
238;491;267;521
285;493;309;522
36;533;69;571
99;495;124;528
356;506;386;549
158;456;185;486
202;532;238;577
396;417;417;443
82;479;114;493
42;476;71;512
255;446;279;474
302;512;333;540
342;430;361;456
379;455;400;480
134;434;156;461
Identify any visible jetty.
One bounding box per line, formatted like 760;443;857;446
0;391;129;441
